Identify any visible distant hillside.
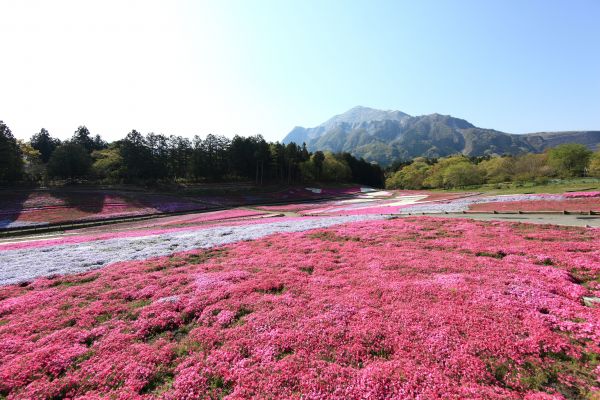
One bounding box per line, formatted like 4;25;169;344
283;106;600;166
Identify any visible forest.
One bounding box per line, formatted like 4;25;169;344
0;121;384;187
3;120;599;191
385;144;600;189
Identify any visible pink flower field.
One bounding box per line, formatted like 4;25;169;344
564;192;600;199
0;190;208;229
0;187;363;229
1;217;599;399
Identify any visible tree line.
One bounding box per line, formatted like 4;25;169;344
0;121;384;187
385;143;600;189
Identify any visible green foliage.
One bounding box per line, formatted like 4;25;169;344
298;159;316;181
0;117;384;186
0;121;23;183
18;140;45;182
313;151;325;180
47;142;92;179
321;153;351;182
547;143;592;178
587;150;600;178
338;152;384;187
478;156;514;183
13;122;598;190
30;128;60;163
442;161;484;188
72;126;107;154
513;153;553;183
422;156;474;189
91;146;123;181
386;160;431;189
384;143;600;190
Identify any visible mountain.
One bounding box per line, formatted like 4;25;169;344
282;106;600;166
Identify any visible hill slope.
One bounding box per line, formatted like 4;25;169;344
283;106;600;165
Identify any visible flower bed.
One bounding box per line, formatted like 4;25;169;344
0;191;208;229
0;187;366;229
254;203;327;212
564;191;600;198
0;215;383;285
0;217;598;398
309;194;566;216
470;198;600;212
146;209;268;228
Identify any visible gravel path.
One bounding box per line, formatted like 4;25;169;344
0;215;385;286
413;213;600;228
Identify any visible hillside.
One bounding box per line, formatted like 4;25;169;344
283;106;600;165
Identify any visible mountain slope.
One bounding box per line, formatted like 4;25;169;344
283;107;600;165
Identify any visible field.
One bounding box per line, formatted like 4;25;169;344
289;190;600;216
0;186;362;229
0;188;599;399
439;178;600;196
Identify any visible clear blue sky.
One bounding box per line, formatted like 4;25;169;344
2;0;599;142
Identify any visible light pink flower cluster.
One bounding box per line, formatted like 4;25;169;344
148;209;267;227
1;217;598;398
564;191;600;199
255;203;326;212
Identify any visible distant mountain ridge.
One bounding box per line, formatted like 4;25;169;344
282;106;600;166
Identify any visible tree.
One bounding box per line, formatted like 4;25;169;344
547;143;592;177
321;153;351;182
47;142;92;179
386;160;431;189
72;126;96;153
72;126;106;154
442;162;484;188
120;130;152;181
18;140;45;181
92;145;123;181
254;137;271;185
340;152;385;188
313;151;325;180
513;153;552;182
168;135;192;180
423;156;472;188
146;133;170;180
92;134;108;152
478;156;514;183
229;135;268;181
202;134;230;180
30;128;60;163
588;150;600;178
0;121;23;183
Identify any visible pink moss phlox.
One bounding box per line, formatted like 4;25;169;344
564;191;600;198
0;217;599;398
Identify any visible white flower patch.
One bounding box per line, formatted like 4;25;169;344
398;194;564;214
0;214;386;286
0;220;48;229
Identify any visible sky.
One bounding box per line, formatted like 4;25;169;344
1;0;599;142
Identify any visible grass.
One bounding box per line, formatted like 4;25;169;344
206;374;234;399
307;231;362;242
256;283;286;295
488;351;600;399
50;274;100;288
475;251;507;259
436;178;600;195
